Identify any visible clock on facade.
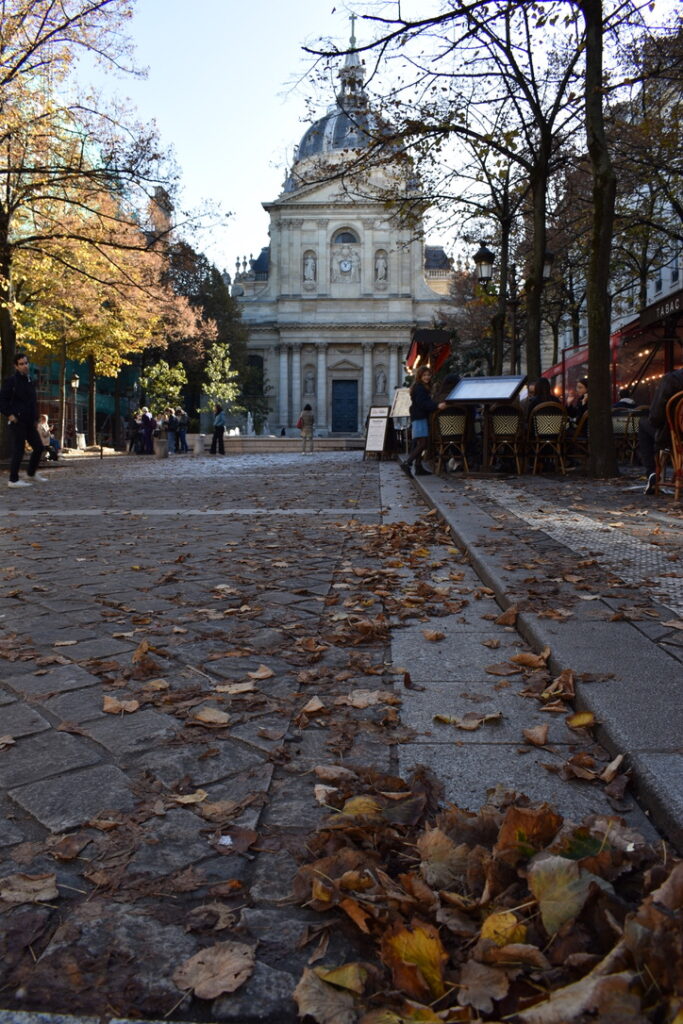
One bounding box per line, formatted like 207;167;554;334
339;259;352;273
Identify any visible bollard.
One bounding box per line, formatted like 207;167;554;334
193;433;206;455
153;435;169;459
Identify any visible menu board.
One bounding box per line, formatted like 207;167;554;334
445;376;527;402
365;407;390;452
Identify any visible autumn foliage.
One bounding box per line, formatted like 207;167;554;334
293;765;682;1023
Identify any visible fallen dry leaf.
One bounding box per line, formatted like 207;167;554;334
189;707;231;727
433;711;502;731
421;629;445;642
566;711;596;731
293;968;357;1024
0;734;16;750
495;605;518;626
247;664;274;680
0;872;59;904
102;695;140;715
523;724;549;747
172;940;255;999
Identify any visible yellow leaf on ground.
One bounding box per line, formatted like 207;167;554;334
314;962;368;994
381;919;447;1001
341;795;383;819
566;711;596;731
480;910;527;947
172;940;255;999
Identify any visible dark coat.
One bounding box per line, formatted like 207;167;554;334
409;382;438;421
0;371;37;424
649;369;683;431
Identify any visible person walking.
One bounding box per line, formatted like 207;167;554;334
400;366;446;476
298;403;315;454
176;407;189;452
0;352;49;487
210;404;226;454
166;407;179;454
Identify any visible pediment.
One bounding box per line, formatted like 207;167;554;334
328;357;360;371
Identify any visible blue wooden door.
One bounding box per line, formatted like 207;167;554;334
331;380;358;432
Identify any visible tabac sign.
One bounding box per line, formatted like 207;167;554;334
639;287;683;329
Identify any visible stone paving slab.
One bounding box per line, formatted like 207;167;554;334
0;731;102;789
9;763;135;832
3;663;101;697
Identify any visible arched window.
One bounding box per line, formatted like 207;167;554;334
332;228;359;244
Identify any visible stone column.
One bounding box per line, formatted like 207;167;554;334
278;345;289;427
362;218;375;292
388;341;399;398
362;343;373;425
316;343;328;431
291;343;302;417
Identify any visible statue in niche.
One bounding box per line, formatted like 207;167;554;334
303;252;317;282
375;250;388;282
304;368;315;395
375;368;387;394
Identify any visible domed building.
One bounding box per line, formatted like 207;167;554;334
233;26;452;435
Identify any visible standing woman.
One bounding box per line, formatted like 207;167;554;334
210;404;226;454
400;366;446;476
299;403;315;454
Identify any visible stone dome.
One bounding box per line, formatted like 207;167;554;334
284;40;380;192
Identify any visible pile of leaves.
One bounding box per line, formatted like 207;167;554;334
292;766;682;1023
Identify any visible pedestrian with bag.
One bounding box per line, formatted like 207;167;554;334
400;366;446;476
0;352;49;487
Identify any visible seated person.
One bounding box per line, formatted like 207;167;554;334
613;387;636;410
525;377;554;418
37;413;60;460
567;378;588;425
639;368;683;494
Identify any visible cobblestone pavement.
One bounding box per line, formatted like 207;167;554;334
0;453;678;1023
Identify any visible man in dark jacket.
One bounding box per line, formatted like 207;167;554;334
638;368;683;494
0;352;48;487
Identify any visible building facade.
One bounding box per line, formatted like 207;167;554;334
232;39;451;434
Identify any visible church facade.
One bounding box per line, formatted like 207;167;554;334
232;38;452;435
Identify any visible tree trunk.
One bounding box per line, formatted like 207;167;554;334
88;353;97;445
525;156;550;381
0;246;15;459
581;0;618;478
58;341;67;449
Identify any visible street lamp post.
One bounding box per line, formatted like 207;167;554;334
70;373;79;447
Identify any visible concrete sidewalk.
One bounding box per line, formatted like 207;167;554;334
402;465;683;852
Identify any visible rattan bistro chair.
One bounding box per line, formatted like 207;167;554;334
612;407;645;464
655;391;683;500
433;406;469;474
487;403;525;474
527;402;568;475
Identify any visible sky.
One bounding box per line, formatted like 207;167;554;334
90;0;360;275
